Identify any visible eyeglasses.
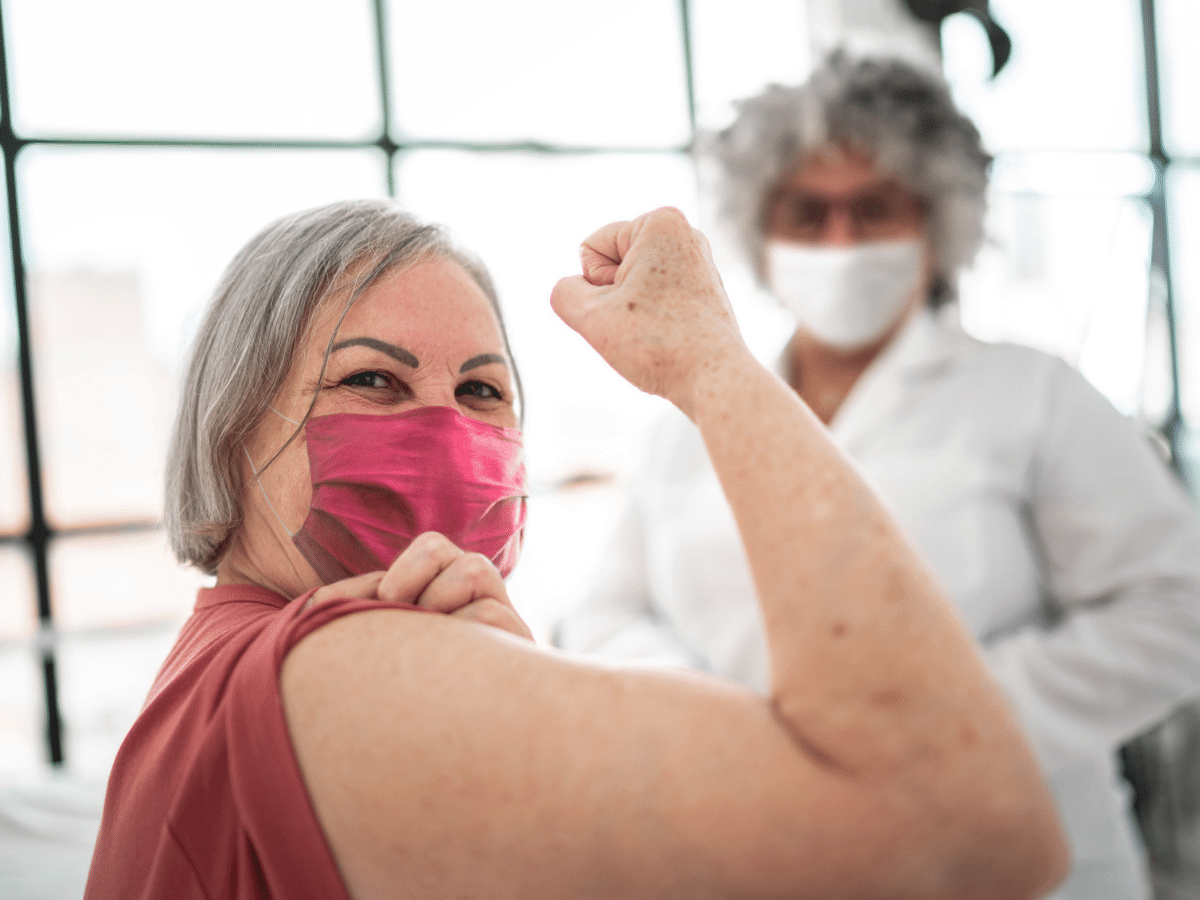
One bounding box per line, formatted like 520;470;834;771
765;183;927;242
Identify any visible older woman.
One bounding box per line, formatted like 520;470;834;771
556;55;1200;899
83;199;1065;899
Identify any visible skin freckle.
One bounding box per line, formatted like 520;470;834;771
627;302;637;311
870;688;903;708
830;621;849;638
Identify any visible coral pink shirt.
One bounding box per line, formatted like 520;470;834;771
84;583;422;899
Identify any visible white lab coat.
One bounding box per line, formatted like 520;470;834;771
557;308;1200;899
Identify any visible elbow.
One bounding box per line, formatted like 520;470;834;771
945;784;1071;900
888;737;1072;900
995;807;1071;900
1040;826;1072;898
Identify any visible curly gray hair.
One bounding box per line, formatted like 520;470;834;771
164;198;521;574
706;52;992;304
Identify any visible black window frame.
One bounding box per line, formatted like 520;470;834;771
0;0;1188;773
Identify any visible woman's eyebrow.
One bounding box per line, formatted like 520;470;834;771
460;353;508;373
332;337;419;368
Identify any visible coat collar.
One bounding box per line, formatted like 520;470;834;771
817;305;977;451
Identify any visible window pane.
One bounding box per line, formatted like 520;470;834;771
0;644;47;781
386;0;690;147
942;0;1147;153
57;626;181;781
396;150;696;485
506;483;627;645
1169;165;1200;429
1159;0;1200;156
5;0;381;140
19;147;387;527
48;529;207;633
960;157;1153;417
50;530;200;779
0;549;42;782
0;542;35;642
0;192;28;534
0;546;42;781
690;0;811;130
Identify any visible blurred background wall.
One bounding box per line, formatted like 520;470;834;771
0;0;1197;896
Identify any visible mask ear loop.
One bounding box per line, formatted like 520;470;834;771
243;446;297;538
244;405;304;539
269;406;302;426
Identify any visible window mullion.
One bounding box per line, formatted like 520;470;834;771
0;3;65;768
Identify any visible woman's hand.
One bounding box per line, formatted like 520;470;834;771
305;532;533;641
550;207;750;420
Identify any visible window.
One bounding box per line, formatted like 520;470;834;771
0;0;1192;785
0;0;810;779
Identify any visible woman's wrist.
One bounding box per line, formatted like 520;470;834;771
670;338;761;424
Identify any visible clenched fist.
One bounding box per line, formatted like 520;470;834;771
551;207;751;420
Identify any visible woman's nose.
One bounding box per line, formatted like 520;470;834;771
410;377;460;410
817;208;858;247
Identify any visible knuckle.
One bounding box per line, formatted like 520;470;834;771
413;531;460;563
460;552;497;578
467;598;509;627
410;531;443;552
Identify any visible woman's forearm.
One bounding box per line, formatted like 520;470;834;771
554;206;1039;775
688;347;1041;780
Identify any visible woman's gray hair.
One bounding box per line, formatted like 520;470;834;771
706;51;992;304
165;198;521;574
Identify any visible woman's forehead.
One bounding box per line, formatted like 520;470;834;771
307;257;504;354
783;149;898;190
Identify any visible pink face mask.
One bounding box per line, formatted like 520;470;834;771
274;405;527;584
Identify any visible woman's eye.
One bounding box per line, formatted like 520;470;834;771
342;371;393;390
456;380;503;402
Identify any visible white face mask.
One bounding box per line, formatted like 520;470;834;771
766;237;926;350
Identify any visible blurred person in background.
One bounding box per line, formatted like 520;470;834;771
82;199;1067;899
555;53;1200;900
